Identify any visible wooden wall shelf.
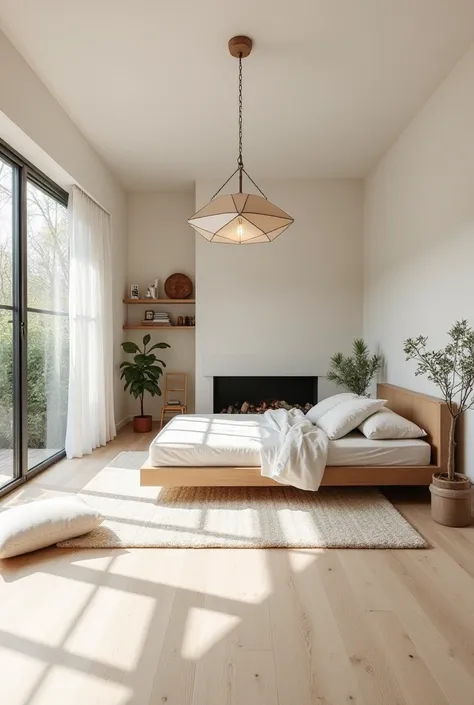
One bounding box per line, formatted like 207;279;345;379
123;298;195;305
123;325;195;331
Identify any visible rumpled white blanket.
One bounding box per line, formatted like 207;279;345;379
260;408;329;491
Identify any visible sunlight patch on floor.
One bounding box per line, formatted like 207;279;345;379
0;573;96;647
288;549;324;572
203;549;273;602
202;505;262;541
181;607;241;660
66;554;117;571
277;507;324;544
105;547;187;585
0;645;46;705
27;665;131;705
64;585;156;670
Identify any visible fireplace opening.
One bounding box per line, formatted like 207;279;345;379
213;376;318;414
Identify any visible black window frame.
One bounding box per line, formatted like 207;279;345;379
0;138;69;497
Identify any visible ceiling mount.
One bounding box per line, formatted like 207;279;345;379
228;35;252;58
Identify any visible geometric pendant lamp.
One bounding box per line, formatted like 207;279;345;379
188;193;293;244
188;36;294;244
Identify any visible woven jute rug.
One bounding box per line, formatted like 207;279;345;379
57;452;427;549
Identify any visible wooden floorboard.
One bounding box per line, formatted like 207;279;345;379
0;423;473;705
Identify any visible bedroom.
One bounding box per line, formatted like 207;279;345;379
0;1;474;703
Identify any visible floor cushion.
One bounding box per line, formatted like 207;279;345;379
0;495;103;559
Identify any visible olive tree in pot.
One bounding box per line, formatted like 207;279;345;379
120;334;170;433
404;320;473;527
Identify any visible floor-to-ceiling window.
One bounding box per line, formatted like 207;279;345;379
0;156;15;489
26;181;69;471
0;140;68;495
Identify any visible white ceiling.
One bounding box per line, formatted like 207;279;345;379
1;0;474;190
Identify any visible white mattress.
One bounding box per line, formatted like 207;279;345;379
327;432;430;466
149;414;431;467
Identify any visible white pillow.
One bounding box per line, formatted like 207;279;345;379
317;397;387;440
0;496;103;559
358;408;427;440
306;393;359;424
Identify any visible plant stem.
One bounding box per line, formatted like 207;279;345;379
447;415;457;480
140;394;144;418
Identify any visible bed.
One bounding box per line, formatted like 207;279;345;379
140;384;450;487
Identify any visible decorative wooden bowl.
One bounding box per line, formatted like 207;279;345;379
164;273;193;299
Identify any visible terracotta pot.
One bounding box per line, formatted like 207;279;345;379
133;415;152;433
429;472;471;527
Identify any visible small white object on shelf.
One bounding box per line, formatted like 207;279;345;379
145;278;160;299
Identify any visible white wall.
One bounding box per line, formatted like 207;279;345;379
364;43;474;479
0;29;128;424
195;179;364;412
127;191;195;418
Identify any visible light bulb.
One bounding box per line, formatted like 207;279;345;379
237;218;244;241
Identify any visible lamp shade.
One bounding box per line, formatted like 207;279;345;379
188;193;294;244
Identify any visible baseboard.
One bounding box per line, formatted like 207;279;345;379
116;415;163;430
116;416;132;431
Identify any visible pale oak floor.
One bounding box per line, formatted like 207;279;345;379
0;424;473;705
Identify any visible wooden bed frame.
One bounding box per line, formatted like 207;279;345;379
140;384;450;487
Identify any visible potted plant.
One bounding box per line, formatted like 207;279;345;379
120;334;170;433
327;338;383;396
404;320;473;526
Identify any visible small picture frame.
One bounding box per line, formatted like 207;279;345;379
144;310;154;321
130;284;140;299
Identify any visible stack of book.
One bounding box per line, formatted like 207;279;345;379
143;312;171;326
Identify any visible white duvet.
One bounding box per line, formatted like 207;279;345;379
260;408;329;491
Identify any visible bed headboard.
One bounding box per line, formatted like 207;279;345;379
377;383;450;471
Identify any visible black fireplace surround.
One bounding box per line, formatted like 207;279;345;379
213;376;318;413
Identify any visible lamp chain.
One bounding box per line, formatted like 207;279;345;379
238;54;243;192
208;43;269;202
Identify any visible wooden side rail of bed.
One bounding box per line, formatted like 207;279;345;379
140;383;450;488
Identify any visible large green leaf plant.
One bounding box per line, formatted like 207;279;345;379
120;334;170;417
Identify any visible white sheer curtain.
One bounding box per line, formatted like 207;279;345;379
65;186;116;458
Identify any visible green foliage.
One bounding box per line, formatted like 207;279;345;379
0;313;69;451
404;320;474;415
120;335;170;417
327;338;383;397
404;320;474;479
0;170;69;455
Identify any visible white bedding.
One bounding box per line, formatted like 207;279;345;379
149;414;275;467
327;432;430;466
149;413;430;468
260;408;328;491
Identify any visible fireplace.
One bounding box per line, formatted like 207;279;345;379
213;376;318;413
